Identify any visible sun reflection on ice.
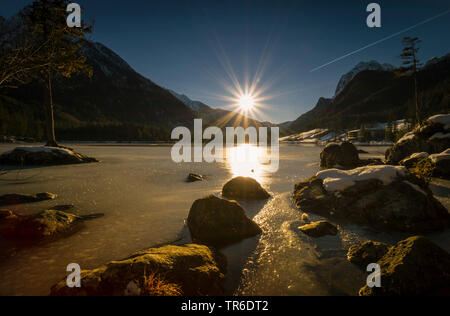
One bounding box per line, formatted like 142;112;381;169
226;144;272;185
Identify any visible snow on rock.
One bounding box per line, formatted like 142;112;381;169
316;165;407;192
397;132;415;144
429;149;450;163
427;114;450;127
408;152;429;159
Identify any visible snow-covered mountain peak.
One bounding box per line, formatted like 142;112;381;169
334;60;394;97
168;90;211;112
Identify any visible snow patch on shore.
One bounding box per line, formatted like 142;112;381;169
316;165;407;192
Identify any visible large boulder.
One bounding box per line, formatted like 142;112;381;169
0;192;56;207
187;195;262;246
386;114;450;164
222;177;270;200
359;236;450;296
50;244;226;296
0;146;98;166
347;241;390;270
320;142;360;169
298;220;338;238
0;209;103;241
293;165;450;233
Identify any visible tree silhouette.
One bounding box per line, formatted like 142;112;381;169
398;37;422;126
0;16;50;88
21;0;93;147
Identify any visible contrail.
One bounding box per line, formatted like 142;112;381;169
310;9;450;72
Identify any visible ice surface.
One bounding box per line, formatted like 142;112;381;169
0;144;447;296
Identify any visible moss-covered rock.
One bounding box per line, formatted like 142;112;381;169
0;209;103;241
187;195;262;246
0;192;56;207
50;244;226;296
299;220;338;238
222;177;270;200
347;241;390;269
293;171;450;232
359;236;450;296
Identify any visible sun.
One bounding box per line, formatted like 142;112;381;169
239;94;255;111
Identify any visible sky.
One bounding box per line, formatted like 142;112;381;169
2;0;450;123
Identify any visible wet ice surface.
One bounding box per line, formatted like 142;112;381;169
0;144;448;296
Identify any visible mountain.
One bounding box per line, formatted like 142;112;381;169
0;38;269;141
284;55;449;135
168;90;211;112
168;90;273;129
334;61;394;97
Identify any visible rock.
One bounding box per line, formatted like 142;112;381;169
399;152;429;169
320;142;360;169
50;244;226;296
386;114;450;164
429;148;450;179
0;209;104;241
299;221;338;238
187;195;262;246
293;167;450;233
359;236;450;296
187;173;204;182
301;213;310;223
222;177;271;200
347;241;390;269
0;146;98;166
0;192;57;206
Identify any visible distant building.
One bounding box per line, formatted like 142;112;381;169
347;120;409;142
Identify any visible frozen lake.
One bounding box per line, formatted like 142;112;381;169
0;143;448;296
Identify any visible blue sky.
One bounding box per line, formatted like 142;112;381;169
2;0;450;123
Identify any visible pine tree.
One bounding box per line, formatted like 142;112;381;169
0;15;49;88
21;0;93;146
398;37;422;126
